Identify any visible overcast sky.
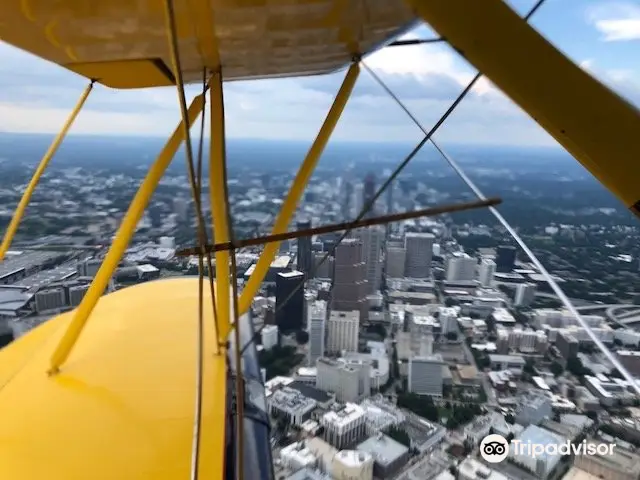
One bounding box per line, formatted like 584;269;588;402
0;0;638;147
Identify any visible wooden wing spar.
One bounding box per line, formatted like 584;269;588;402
0;1;638;480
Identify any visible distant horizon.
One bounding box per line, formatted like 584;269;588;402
0;131;565;152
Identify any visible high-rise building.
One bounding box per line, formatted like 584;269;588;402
356;226;384;293
342;180;353;220
445;254;477;282
408;354;445;397
384;169;393;214
362;173;376;218
478;258;496;287
275;271;305;333
321;403;367;449
327;310;360;353
514;283;537;307
307;300;327;367
332;239;368;319
316;357;370;403
385;246;406;279
496;245;517;272
312;252;334;280
353;183;364;218
296;219;313;277
404;232;435;278
261;325;279;350
331;451;374;480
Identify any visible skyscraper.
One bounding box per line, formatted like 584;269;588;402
362;172;376;218
332;238;368;320
445;254;477;282
385;246;406;279
327;310;360;353
496;245;517;272
404;232;435;278
275;271;305;333
296;219;313;277
356;226;384;293
307;300;327;367
342;180;353;220
383;169;393;214
478;258;496;287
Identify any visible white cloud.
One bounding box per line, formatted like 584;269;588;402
0;12;636;147
587;2;640;41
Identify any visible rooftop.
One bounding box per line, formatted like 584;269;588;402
279;270;304;279
272;256;293;269
329;310;359;321
357;433;408;466
335;450;372;467
488;354;526;366
0;251;64;278
270;387;317;414
288;381;332;404
511;424;567;471
322;403;365;427
458;458;508;480
16;263;80;292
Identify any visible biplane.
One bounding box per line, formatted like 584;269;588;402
0;1;638;479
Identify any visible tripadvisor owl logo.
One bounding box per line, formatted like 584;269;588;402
480;434;510;463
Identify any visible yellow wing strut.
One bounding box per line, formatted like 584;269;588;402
49;94;206;373
406;0;640;217
238;62;360;315
0;81;94;261
209;71;232;341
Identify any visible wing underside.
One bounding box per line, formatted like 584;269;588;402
0;0;415;88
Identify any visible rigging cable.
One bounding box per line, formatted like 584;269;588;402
161;1;219;479
239;0;550;356
362;62;640;395
175;199;502;257
210;68;246;480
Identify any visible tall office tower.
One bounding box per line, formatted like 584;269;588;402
356;226;384;293
353;183;364;218
296;219;313;277
404;232;435;278
445;254;477;282
342;180;353;220
514;283;537;307
362;172;377;218
408;354;445;397
327;310;360;353
307;300;328;367
313;252;334;280
275;271;305;333
332;239;368;319
478;258;497;287
383;169;393;214
385;246;406;279
496;245;517;272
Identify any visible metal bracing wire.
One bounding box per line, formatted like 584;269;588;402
162;1;221;478
361;32;640;395
176;199;502;257
237;70;497;354
362;0;640;394
236;0;559;359
207;66;246;479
